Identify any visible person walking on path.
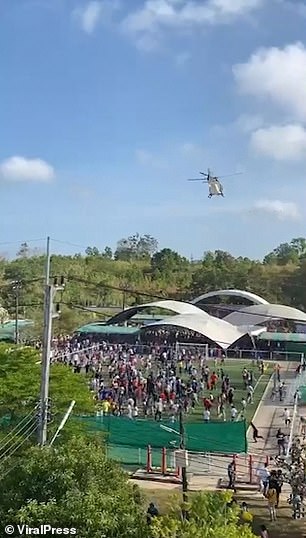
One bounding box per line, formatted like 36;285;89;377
265;486;277;521
276;428;286;456
227;460;237;492
251;422;264;443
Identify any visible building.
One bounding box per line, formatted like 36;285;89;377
76;289;306;350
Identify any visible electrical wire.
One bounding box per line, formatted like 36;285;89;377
0;422;38;467
0;415;38;458
61;276;306;321
0;404;38;452
0;238;46;246
51;238;93;251
69;276;167;301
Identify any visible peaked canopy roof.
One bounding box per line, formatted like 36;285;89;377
191;289;269;306
224;304;306;326
107;300;205;325
141;312;247;349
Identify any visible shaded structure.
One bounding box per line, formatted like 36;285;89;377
75;323;139;343
192;289;269;306
224;304;306;327
191;289;269;318
140;312;249;349
107;300;204;325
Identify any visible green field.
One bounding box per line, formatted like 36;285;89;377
181;358;272;425
103;359;272;467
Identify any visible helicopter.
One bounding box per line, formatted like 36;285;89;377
187;168;242;198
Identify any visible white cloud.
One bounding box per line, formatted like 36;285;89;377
74;1;103;33
250;124;306;161
122;0;264;49
233;42;306;122
250;200;301;221
0;156;55;183
73;0;120;34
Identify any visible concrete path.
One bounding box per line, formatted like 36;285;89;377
247;362;297;459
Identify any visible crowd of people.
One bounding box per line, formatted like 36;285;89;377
43;335;265;425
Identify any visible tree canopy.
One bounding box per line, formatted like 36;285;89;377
0;344;93;430
151;492;256;538
0;436;147;538
0;433;256;538
1;234;306;334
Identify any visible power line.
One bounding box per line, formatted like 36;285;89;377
0;238;46;246
0;422;38;467
0;405;38;453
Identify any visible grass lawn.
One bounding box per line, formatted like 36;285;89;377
183;358;272;425
141;487;306;538
104;359;272;466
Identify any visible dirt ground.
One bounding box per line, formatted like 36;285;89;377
140;485;306;538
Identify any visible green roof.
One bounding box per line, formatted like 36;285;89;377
0;320;34;341
76;324;140;335
259;332;306;342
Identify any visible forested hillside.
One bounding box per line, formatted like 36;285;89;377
1;234;306;333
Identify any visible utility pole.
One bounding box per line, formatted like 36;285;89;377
45;236;50;285
38;282;53;446
179;402;189;519
13;282;20;345
38;237;65;446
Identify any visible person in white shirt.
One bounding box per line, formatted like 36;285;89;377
203;409;211;422
231;406;238;421
247;385;254;404
127;403;133;420
257;463;270;494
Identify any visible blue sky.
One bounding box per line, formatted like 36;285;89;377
1;0;306;260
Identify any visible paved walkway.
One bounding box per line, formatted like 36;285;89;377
247;362;300;459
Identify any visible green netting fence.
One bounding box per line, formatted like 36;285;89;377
299;386;306;404
81;416;247;465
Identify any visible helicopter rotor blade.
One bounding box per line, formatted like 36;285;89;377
199;172;208;177
187;178;207;181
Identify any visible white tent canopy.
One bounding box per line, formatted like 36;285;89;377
191;289;269;306
142;313;247;349
224;304;306;326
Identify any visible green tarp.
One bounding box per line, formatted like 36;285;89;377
0;320;34;341
82;416;248;454
299;386;306;404
76;324;139;335
259;332;306;342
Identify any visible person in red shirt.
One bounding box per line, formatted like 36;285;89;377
203;398;212;410
210;372;218;390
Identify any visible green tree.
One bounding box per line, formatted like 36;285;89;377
85;246;100;257
263;238;306;265
17;242;30;259
0;344;93;424
0;437;147;538
115;234;158;261
151;492;256;538
151;248;189;278
102;246;113;259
